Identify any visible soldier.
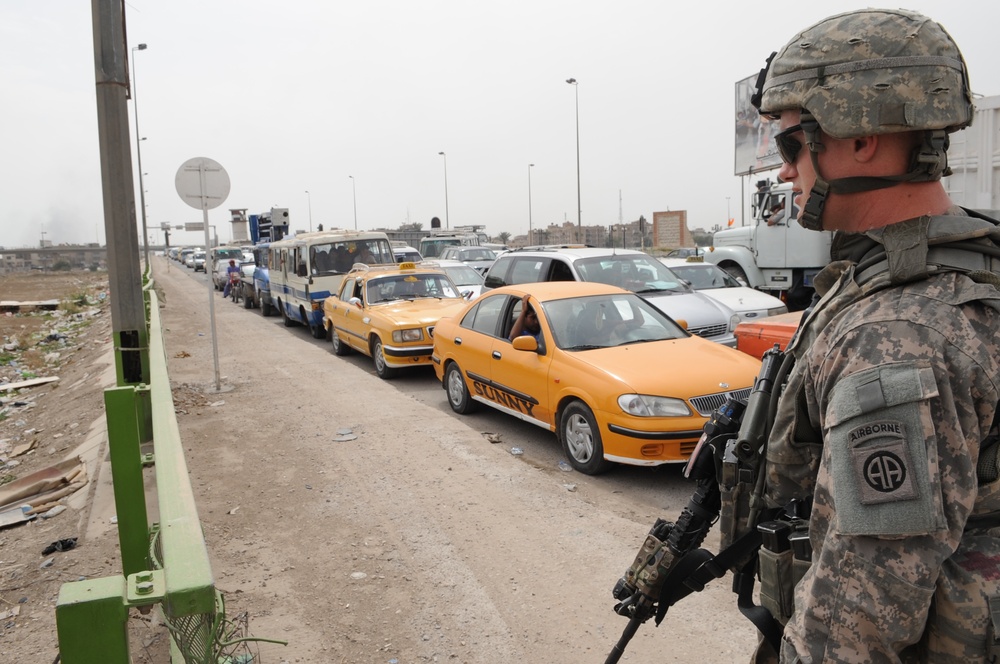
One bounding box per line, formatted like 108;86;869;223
747;9;1000;662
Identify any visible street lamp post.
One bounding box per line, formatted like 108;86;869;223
527;163;534;245
305;190;313;232
349;176;357;230
438;151;450;229
131;43;149;265
566;78;581;243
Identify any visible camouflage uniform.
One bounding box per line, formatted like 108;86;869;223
764;211;1000;662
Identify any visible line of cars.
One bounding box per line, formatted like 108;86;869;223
205;242;788;476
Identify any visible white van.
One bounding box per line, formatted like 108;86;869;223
269;230;395;338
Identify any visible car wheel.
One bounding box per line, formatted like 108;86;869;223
310;321;326;339
280;302;295;327
331;327;351;356
259;292;273;317
559;401;612;475
371;337;398;379
445;362;477;414
243;287;254;309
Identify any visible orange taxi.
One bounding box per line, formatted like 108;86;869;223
323;262;469;379
431;282;762;474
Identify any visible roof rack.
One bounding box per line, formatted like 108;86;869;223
510;244;594;252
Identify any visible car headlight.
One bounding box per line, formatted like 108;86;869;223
618;394;691;417
393;328;424;343
767;306;788;316
728;313;741;333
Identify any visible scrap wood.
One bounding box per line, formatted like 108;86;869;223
1;377;59;392
25;483;86;515
10;439;37;458
0;457;87;513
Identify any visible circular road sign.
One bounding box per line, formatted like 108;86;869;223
175;157;231;210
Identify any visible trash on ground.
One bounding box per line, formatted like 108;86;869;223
562;484;578;492
482;431;502;444
558;460;573;472
39;504;67;519
0;504;35;529
0;376;59;393
333;427;358;442
510;447;523;456
41;537;78;555
228;506;240;515
10;439;37;457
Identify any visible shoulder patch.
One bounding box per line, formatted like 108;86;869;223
849;420;917;505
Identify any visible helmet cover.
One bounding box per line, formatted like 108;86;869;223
758;9;972;138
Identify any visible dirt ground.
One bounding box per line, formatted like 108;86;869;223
0;261;757;663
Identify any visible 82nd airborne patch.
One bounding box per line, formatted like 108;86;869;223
849;420;918;505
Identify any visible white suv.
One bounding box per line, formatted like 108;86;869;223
482;247;741;346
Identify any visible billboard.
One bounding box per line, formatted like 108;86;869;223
734;73;783;176
652;210;692;248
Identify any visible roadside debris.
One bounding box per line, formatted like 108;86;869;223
481;431;502;444
333;427;357;442
41;537;78;555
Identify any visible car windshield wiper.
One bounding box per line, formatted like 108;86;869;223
563;344;605;351
634;287;676;294
620;338;659;346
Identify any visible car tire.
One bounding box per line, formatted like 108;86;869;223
559;401;612;475
280;302;295;327
259;291;273;317
371;337;398;379
445;362;477;414
331;328;351;356
243;288;254;309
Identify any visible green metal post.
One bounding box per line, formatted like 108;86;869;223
105;386;150;576
56;576;130;663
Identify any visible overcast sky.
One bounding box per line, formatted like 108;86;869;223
4;1;999;249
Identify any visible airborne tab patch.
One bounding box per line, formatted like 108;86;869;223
849;420;918;505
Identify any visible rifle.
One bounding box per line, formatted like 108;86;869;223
605;346;788;663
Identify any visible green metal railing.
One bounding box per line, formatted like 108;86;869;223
55;282;223;662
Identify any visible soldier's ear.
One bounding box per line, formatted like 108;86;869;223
853;135;879;164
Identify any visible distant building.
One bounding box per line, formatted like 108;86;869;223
0;244;107;274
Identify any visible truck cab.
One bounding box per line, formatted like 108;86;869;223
706;181;831;310
418;233;480;259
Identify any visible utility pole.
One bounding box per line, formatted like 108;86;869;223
91;0;148;385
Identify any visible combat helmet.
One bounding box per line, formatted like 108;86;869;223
751;9;974;230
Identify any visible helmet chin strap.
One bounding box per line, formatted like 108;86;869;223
795;112;952;232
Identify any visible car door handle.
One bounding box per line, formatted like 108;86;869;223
454;337;462;345
492;351;501;359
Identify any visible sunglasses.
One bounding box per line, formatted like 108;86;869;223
774;124;802;164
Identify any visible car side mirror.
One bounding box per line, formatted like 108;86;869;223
512;335;538;352
461;290;473;300
349;297;362;308
675;318;688;330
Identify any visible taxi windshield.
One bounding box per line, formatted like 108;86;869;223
542;293;688;350
367;273;463;303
